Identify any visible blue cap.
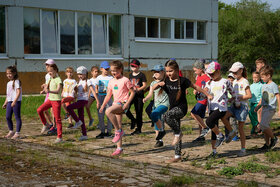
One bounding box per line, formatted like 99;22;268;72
100;61;110;69
151;64;165;71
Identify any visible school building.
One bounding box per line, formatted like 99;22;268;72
0;0;218;94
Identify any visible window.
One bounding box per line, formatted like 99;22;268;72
24;8;40;54
148;18;158;38
42;10;58;53
134;16;207;42
60;11;75;54
160;19;170;38
78;12;92;54
24;8;122;56
109;15;121;55
197;21;206;40
0;7;5;53
93;14;106;54
134;17;145;37
186;21;194;39
175;20;184;39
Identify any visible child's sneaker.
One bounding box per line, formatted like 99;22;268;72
67;123;74;129
172;132;183;146
112;130;124;143
215;134;225;148
89;119;94;127
260;144;270;150
64;113;70;120
232;135;240;141
54;138;63;144
4;131;15;138
165;157;181;163
154;140;163;148
111;148;123;156
40;125;50;134
208;152;218;158
47;127;57;136
79;135;88;141
200;127;210;137
96;132;105;139
105;132;113;138
11;133;20;140
270;136;278;149
72;120;83;129
225;130;236;143
237;150;246;157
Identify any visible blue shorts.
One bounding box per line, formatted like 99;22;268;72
228;104;249;122
191;103;207;118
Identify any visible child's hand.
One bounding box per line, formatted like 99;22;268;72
254;105;261;112
2;103;7;109
123;103;129;112
40;90;45;94
193;90;197;95
99;106;104;113
158;82;165;87
96;102;100;109
143;98;147;103
11;102;16;107
207;94;213;100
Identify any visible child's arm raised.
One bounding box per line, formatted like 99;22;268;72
143;85;154;103
190;83;212;100
99;89;112;113
136;81;147;92
239;86;252;101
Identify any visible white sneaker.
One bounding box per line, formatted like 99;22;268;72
41;125;49;134
79;135;88;141
72;120;83;129
54;138;63;144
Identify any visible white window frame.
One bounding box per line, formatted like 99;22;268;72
134;16;207;45
24;9;123;59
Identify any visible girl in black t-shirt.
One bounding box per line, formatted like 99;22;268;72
154;59;212;163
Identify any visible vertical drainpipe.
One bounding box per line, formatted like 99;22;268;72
128;0;131;71
210;0;213;60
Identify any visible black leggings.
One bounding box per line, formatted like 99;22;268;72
206;110;226;140
126;95;144;131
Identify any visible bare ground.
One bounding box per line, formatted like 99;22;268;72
0;114;280;186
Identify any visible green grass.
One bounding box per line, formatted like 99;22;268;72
265;151;280;163
170;175;196;186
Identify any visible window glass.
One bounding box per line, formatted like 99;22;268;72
0;7;5;53
24;8;40;54
135;17;145;37
186;21;194;39
160;19;170;38
78;12;92;54
60;11;75;54
109;15;121;55
93;14;106;54
175;20;184;39
148;18;158;38
42;10;58;53
197;21;206;40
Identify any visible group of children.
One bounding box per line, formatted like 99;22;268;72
2;57;279;161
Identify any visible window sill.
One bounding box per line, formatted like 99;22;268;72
135;38;207;45
0;55;8;59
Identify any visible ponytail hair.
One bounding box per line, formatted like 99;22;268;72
6;65;21;89
165;59;181;101
242;67;247;79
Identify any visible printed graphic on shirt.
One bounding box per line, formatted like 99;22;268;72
98;80;110;94
131;78;141;88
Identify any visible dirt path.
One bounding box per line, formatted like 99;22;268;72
0;115;280;186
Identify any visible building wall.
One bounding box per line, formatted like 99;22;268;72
0;0;218;94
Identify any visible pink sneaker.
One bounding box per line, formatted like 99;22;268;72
112;130;124;143
111;148;123;156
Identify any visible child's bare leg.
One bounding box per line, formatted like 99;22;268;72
221;111;233;132
238;122;246;149
116;114;123;148
105;105;123;130
155;120;162;130
191;113;207;130
263;128;274;139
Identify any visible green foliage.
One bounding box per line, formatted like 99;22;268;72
219;0;280;72
153;182;167;187
170;175;196;186
265;150;280;163
218;166;244;178
181;125;193;135
237;181;259;187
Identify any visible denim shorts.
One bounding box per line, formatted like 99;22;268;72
191;103;207;118
228;104;249;122
260;108;275;131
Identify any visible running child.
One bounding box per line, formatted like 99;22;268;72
154;59;212;163
143;64;169;147
67;66;100;141
205;62;237;157
95;61;113;139
221;62;252;157
99;60;135;156
37;64;63;143
191;60;210;142
86;66;99;127
249;71;263;136
2;66;22;139
61;67;77;129
40;59;55;134
255;66;279;150
126;59;147;135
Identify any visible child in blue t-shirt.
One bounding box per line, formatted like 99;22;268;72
249;71;263;136
255;65;280;150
